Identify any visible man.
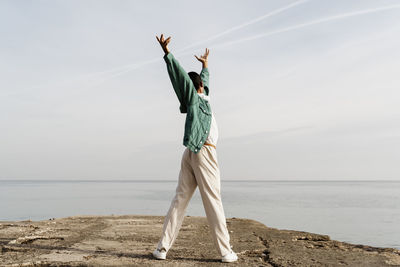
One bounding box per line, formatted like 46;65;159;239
152;34;238;263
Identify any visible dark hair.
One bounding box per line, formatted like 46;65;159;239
188;72;203;90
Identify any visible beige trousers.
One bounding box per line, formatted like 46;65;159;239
156;145;232;257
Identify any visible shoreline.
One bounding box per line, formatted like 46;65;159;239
1;215;400;266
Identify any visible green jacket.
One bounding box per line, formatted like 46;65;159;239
163;52;212;154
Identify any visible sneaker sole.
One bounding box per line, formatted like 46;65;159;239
152;252;166;260
222;258;238;263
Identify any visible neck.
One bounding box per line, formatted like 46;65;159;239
197;92;210;101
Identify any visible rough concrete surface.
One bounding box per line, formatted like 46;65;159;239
1;215;399;266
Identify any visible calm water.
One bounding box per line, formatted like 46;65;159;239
0;180;399;249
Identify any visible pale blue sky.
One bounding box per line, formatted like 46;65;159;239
1;0;399;180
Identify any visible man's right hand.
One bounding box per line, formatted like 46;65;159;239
156;34;171;55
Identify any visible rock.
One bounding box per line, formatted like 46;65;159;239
0;215;398;266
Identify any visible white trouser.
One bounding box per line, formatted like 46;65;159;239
156;145;232;257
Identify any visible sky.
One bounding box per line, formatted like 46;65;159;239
1;0;399;180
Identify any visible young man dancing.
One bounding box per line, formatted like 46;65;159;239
153;34;238;263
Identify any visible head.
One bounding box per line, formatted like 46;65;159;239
188;71;204;94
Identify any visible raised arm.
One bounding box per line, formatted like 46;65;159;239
156;34;198;108
163;53;198;106
195;48;210;95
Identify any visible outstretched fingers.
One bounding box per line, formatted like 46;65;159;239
203;48;209;58
156;33;171;45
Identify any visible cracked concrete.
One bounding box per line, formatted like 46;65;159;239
1;215;399;266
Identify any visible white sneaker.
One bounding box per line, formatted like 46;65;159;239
221;250;238;263
152;248;167;260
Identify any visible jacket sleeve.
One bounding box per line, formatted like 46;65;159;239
200;67;209;96
163;52;198;107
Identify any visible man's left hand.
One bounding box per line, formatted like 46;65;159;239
195;48;209;68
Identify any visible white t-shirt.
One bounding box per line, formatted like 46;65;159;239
198;93;219;146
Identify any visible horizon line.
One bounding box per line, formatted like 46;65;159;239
0;179;399;182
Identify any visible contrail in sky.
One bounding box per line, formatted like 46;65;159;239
79;0;310;84
10;2;400;94
209;4;400;50
83;58;161;88
95;3;400;84
177;0;310;52
6;0;306;94
73;0;310;87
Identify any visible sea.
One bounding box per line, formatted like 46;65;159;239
0;180;399;249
